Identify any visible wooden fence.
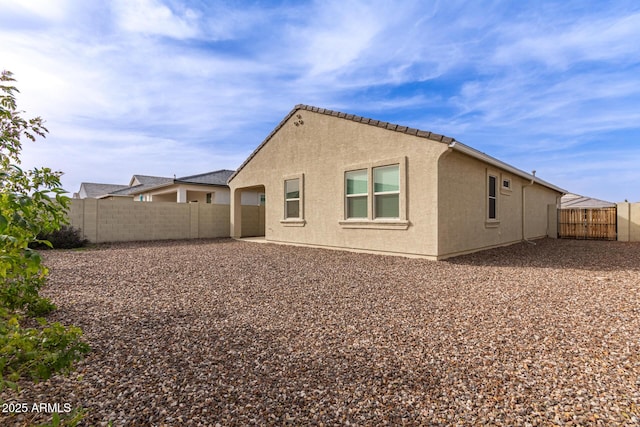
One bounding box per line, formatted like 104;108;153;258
558;207;617;240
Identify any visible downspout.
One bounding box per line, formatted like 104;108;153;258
522;171;536;245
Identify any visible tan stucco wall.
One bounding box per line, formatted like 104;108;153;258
136;184;230;204
230;109;561;259
240;205;266;237
547;204;558;238
231;110;452;258
617;202;640;242
68;198;230;243
436;150;560;258
525;184;560;238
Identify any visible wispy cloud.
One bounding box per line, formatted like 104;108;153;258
1;0;639;201
492;11;640;69
113;0;202;39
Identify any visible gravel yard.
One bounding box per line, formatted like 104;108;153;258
2;238;639;426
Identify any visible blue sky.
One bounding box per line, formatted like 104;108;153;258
1;0;639;202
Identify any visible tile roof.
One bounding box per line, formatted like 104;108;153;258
229;104;457;182
79;183;129;198
228;104;566;194
176;169;235;186
561;193;615;208
84;170;237;199
110;175;173;196
130;175;174;186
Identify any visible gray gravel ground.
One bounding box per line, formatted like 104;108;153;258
1;238;639;426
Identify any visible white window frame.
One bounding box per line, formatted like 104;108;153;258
487;170;499;226
373;164;401;219
284;179;299;218
339;157;409;230
280;173;305;226
501;175;512;195
345;169;369;219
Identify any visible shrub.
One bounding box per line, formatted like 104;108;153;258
1;70;90;401
0;312;90;391
32;225;88;250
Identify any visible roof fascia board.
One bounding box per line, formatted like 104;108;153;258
128;181;228;195
448;141;567;194
97;194;133;199
173;181;229;188
127;181;177;195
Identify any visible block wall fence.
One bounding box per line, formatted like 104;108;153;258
69;199;638;245
617;202;640;242
68;198;233;243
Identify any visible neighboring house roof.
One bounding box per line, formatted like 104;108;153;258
84;170;236;199
561;193;615;209
106;175;174;197
129;174;174;187
78;182;129;198
123;170;235;196
176;169;235;186
228;104;567;194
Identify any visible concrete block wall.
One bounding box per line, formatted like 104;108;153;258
617;202;640;242
69;199;231;243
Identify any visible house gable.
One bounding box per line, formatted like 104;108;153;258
228;104;456;184
230;104;566;259
230;105;454;257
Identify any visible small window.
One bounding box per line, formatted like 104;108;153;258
346;169;368;218
206;193;212;204
284;179;300;219
488;175;497;220
373;165;399;218
502;179;511;189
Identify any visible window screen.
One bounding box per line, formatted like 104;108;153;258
488;175;497;219
285;179;300;218
374;165;399;218
346;169;368;218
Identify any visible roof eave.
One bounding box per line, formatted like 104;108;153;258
228;104;456;183
448;141;567;194
128;181;228;195
96;194;133;199
173;180;229;188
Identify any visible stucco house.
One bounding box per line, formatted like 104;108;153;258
229;105;567;260
75;182;131;199
77;170;262;205
117;170;236;203
560;193;615;209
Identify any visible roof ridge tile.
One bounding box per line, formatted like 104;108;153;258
229;104;459;183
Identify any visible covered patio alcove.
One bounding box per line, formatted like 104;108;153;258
231;185;266;238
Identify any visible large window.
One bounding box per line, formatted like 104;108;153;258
342;159;407;230
373;165;399;218
284;178;300;219
488;174;497;220
346;169;368;218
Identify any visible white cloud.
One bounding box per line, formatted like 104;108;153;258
297;1;382;76
493;12;640;69
112;0;201;39
0;0;71;23
3;0;640;202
